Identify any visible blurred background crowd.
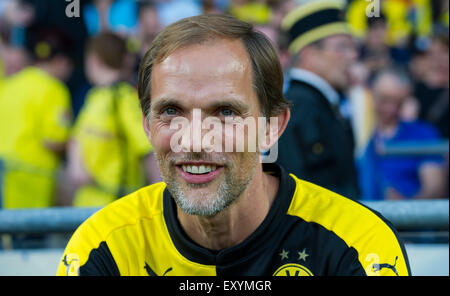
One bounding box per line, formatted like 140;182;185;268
0;0;448;212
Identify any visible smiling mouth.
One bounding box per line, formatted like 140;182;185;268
181;164;218;174
175;163;223;184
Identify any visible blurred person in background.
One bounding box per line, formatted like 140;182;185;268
9;0;91;120
83;0;139;36
123;0;164;85
0;41;29;79
358;14;411;81
253;23;291;72
358;67;446;201
346;61;377;158
228;0;272;25
413;32;449;139
202;0;228;14
0;0;33;81
357;15;391;78
347;0;434;46
227;0;295;83
155;0;202;27
277;0;360;200
137;1;162;58
0;26;73;208
65;32;160;207
432;0;449;28
0;37;6;89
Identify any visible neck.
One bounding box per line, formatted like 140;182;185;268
35;63;59;80
93;69;121;86
177;163;279;250
377;120;399;137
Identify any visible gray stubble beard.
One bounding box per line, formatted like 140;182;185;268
157;153;257;217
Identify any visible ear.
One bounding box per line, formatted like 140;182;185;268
259;107;290;151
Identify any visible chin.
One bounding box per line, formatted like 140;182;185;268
171;175;242;217
175;190;230;217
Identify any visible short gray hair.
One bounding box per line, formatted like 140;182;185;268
372;66;412;90
137;14;291;118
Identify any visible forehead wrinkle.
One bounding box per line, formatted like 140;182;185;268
158;41;250;79
151;39;260;115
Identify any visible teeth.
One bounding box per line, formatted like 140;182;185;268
181;165;217;174
191;166;199;174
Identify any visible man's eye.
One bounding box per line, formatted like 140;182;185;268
163;107;178;116
220;108;234;117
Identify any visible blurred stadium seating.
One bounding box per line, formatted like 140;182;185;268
0;0;448;276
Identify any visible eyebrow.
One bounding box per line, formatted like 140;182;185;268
150;97;183;113
150;96;252;115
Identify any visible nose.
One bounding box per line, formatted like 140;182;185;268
174;108;223;153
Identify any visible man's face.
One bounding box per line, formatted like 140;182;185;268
427;39;449;86
313;34;358;91
84;52;101;85
373;75;410;126
146;39;262;216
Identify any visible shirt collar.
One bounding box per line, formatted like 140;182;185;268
163;163;295;266
289;68;340;108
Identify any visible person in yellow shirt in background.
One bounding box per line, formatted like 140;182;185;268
0;26;73;208
0;46;4;90
228;0;272;25
66;32;160;207
347;0;433;45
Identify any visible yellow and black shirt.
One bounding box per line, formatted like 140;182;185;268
57;164;410;276
0;67;71;208
71;82;152;207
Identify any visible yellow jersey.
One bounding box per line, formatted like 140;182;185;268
0;67;72;208
71;82;152;207
347;0;432;44
57;164;410;276
0;57;4;89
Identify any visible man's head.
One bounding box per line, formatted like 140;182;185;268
425;33;449;88
26;26;74;81
138;2;162;47
372;68;412;127
85;32;127;85
282;0;357;91
297;34;357;91
138;14;290;216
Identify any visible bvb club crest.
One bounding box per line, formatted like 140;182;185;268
273;263;314;276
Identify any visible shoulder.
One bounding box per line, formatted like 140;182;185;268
76;182;166;240
57;182;167;275
29;67;69;95
2;68;69;105
77;87;113;118
287;174;410;276
285;80;324;103
117;81;137;94
84;86;110;103
284;80;332;120
0;68;39;94
116;82;140;108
